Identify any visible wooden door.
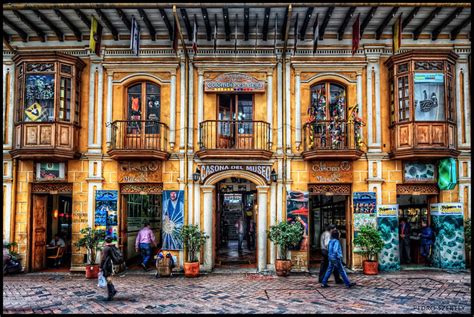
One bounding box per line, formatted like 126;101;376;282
31;195;48;271
236;94;254;149
217;94;234;148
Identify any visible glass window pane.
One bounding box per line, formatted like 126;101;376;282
329;84;345;121
145;83;160;134
310;84;326;121
237;94;253;134
413;73;445;121
24;74;55;122
59;77;72;121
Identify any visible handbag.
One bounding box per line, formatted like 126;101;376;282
97;271;107;288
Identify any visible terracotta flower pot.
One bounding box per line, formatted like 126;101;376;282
275;259;292;276
362;260;378;275
85;264;100;279
184;262;200;278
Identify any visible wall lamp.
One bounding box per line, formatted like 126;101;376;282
193;168;201;182
270;169;278;182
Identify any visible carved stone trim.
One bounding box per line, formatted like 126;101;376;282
396;184;439;195
31;182;73;193
120;183;163;194
308;184;351;195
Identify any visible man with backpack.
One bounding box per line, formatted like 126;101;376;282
99;236;124;301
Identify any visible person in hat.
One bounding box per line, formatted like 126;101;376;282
100;236;117;301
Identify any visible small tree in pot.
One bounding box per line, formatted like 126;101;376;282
353;224;384;275
74;227;106;279
267;221;303;276
179;224;209;277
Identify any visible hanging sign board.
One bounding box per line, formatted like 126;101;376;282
204;73;266;93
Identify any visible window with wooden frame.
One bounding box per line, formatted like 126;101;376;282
126;81;161;134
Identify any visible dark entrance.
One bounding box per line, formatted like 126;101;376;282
215;177;257;267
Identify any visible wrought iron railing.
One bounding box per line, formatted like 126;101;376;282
302;121;359;152
199;120;271;151
109;120;169;152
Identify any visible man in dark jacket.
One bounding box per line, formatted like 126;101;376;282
100;236;117;301
420;219;434;266
399;218;411;264
318;224;343;284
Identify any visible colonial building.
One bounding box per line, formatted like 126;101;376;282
2;3;471;273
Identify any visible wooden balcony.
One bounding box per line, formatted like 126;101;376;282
301;121;363;161
389;121;460;160
196;120;273;160
10;122;80;160
107;120;170;160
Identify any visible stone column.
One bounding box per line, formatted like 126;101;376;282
257;185;270;272
169;71;177;149
295;70;301;149
3;63;14;148
285;59;291;153
366;52;381;151
366;63;373;148
269;182;277;269
96;65;104;149
277;57;283;152
179;58;186;150
105;71;113;147
194;182;201;226
374;62;381;149
197;70;204;147
188;62;194;149
356;72;363;137
266;71;273;144
462;63;471;145
202;185;215;271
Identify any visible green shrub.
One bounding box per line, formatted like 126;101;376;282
267;221;303;260
74;227;106;265
353;224;384;262
179;224;209;263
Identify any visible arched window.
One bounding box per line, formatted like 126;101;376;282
126;81;161;134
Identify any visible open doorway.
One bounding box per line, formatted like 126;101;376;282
30;194;72;272
215;177;257;267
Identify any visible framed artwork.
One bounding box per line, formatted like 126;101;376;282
403;162;436;183
36;162;66;181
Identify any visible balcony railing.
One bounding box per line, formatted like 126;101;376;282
302;121;363;160
197;120;272;159
108;120;169;160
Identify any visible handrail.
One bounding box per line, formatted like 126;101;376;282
302;121;358;151
109;120;169;152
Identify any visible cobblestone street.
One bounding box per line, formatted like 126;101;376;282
2;270;471;314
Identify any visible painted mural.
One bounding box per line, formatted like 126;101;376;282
377;205;400;271
353;192;377;251
95;190;119;242
287;191;309;271
162;190;184;250
430;203;465;269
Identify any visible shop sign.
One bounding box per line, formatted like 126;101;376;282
310;160;352;183
204;72;265;93
200;164;271;183
430;203;463;216
377;205;399;217
118;161;162;183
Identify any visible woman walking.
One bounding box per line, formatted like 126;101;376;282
321;230;356;288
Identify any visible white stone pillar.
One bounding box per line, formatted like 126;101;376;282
170;71;177;149
374;62;381;149
3;65;8;146
188;62;194;149
197;70;204;147
462;65;471;145
194;182;201;227
88;64;97;149
356;72;363;137
3;182;12;241
456;63;463;146
8;64;14;148
257;185;269;272
96;65;104;149
277;57;283;152
179;58;186;150
295;70;301;149
285;60;291;153
105;71;113;147
3;64;15;148
269;182;277;268
202;185;215;271
187;160;194;226
87;182;103;228
366;63;373;148
266;71;273;144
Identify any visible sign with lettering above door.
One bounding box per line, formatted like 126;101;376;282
204;73;265;93
309;160;353;183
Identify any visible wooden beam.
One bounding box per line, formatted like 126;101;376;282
180;8;193;41
32;9;64;41
338;7;356;41
54;9;82;41
3;31;16;51
360;6;377;36
299;7;314;40
319;6;334;40
159;8;173;41
450;15;471;40
201;8;212;41
172;5;188;59
262;8;271;41
12;10;46;42
413;7;442;40
282;4;292;55
402;7;420;30
375;6;398;40
3;15;28;42
244;7;250;41
223;7;231;41
138;9;156;41
116;9;131;31
95;9;119;41
281;6;289;41
432;8;462;40
74;9;90;29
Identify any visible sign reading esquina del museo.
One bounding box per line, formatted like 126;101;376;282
200;164;271;183
204;73;266;92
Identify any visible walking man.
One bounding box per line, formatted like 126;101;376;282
100;236;117;301
318;224;343;284
420;219;434;266
135;221;156;270
235;216;245;253
247;218;256;251
399;218;411;264
321;230;356;288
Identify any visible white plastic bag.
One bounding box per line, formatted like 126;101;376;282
97;271;107;288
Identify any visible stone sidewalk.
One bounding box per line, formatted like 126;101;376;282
2;270;471;314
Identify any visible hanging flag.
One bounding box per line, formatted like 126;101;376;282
293;13;299;55
393;13;402;54
234;14;238;54
313;13;319;54
130;16;140;56
192;14;198;55
213;14;218;53
274;13;278;54
89;16;102;56
172;17;179;54
255;14;259;53
352;13;360;56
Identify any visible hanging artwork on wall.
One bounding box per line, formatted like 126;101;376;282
404;162;436;182
24;74;55;122
413;73;445;121
286;191;309;272
162;190;184;250
377;205;400;271
95;190;119;241
353;192;377;251
36;162;66;180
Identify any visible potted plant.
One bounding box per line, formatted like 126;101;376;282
179;224;209;277
353;224;384;275
464;219;471;267
267;221;303;276
74;227;106;279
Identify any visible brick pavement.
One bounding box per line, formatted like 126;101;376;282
2;270;471;314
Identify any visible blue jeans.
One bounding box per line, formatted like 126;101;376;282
139;243;152;266
238;233;244;251
322;258;351;286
